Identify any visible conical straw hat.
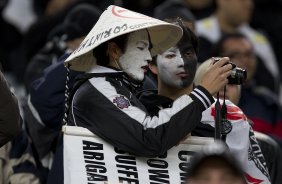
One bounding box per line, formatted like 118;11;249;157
65;5;183;71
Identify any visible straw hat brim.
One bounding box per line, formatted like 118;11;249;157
64;5;183;71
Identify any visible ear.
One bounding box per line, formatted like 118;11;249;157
107;42;122;61
149;63;158;75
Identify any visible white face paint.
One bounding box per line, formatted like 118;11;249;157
119;29;152;81
157;42;198;88
157;47;186;88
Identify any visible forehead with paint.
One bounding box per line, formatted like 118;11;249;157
119;29;151;55
155;21;198;88
119;29;152;81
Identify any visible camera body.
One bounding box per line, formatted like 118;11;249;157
213;57;247;85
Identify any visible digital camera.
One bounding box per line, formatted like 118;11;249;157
214;57;247;85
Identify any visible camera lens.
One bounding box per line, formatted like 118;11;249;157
228;68;247;85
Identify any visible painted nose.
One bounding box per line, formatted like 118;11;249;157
177;57;185;67
145;50;152;62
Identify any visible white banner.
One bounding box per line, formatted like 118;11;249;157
63;126;213;184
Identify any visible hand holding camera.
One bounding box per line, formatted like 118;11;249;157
213;57;247;85
199;57;245;95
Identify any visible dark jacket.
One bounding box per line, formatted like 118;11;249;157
0;71;20;147
238;84;282;147
24;53;82;159
69;65;214;157
23;53;82;184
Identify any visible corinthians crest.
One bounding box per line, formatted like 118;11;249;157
113;96;130;109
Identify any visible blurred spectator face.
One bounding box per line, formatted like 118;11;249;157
221;37;256;82
218;0;254;26
186;157;246;184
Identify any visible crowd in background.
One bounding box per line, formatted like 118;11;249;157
1;0;282;90
0;0;282;183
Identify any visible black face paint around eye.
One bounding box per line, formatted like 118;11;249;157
181;57;197;87
179;44;198;87
157;43;198;89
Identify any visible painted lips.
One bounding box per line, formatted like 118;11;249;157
176;72;189;78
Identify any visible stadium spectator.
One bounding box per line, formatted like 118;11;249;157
212;33;282;147
22;4;101;179
24;3;101;91
195;0;281;96
185;141;246;184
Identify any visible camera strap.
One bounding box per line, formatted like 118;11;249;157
214;86;232;141
215;93;222;140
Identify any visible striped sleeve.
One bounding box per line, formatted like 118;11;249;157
190;85;214;111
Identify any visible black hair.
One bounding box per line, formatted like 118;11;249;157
93;34;128;66
150;17;199;66
173;17;199;56
147;18;199;85
213;33;248;56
